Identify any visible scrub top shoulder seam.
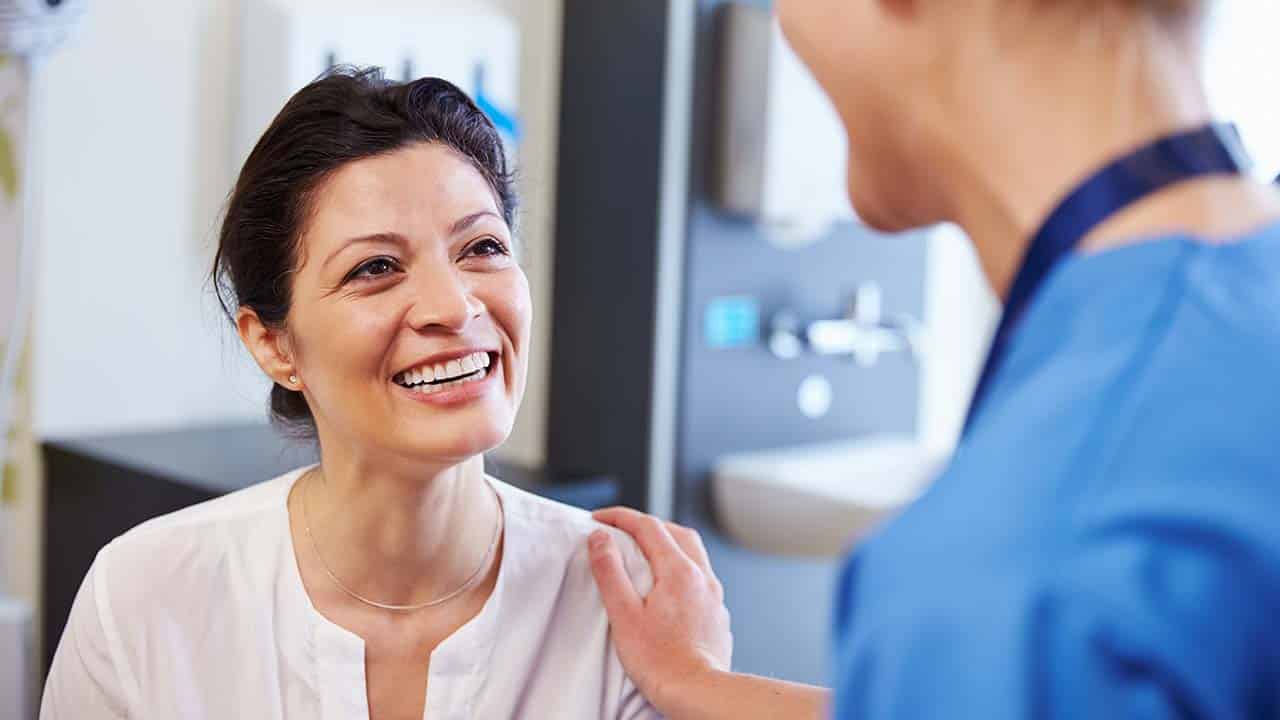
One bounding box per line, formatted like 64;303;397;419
1060;240;1199;532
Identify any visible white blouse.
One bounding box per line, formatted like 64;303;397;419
41;466;661;719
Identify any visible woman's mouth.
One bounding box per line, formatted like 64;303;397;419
392;351;497;396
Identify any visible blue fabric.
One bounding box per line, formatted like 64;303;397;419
832;224;1280;719
967;123;1246;430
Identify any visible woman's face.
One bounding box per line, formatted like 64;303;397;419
282;142;530;465
776;0;943;231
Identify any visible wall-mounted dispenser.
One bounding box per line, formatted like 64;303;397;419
712;3;854;246
237;0;520;168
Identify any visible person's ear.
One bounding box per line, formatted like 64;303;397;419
236;307;303;389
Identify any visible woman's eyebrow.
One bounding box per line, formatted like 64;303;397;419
450;210;503;236
320;211;500;271
322;232;408;272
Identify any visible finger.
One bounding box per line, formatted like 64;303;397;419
596;509;711;571
587;530;642;620
664;521;714;577
591;506;640;527
591;507;687;573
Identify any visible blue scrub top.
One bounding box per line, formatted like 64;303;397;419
832;223;1280;718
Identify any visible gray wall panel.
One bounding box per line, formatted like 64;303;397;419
547;0;674;509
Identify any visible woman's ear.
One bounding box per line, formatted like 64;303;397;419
236;307;300;389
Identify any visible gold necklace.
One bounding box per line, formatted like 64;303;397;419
300;468;502;612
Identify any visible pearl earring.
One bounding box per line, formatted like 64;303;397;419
289;375;299;385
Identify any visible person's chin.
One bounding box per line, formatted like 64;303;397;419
404;418;512;465
849;184;926;235
850;196;901;234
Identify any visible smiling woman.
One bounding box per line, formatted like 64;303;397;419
39;68;660;720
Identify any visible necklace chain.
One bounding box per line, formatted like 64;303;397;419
300;468;503;612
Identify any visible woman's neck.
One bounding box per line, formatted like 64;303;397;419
930;10;1279;299
300;449;500;606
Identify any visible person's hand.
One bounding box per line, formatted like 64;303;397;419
588;507;733;714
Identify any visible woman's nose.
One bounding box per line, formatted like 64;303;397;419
406;264;484;332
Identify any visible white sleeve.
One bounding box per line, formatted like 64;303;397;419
40;548;132;719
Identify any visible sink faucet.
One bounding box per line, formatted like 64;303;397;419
769;283;925;367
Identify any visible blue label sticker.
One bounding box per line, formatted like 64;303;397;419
704;296;760;349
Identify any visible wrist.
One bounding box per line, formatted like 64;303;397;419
653;665;730;720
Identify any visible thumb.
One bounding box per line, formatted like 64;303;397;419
588;530;642;622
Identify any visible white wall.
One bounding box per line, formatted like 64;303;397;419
29;0;563;468
1204;3;1280;179
32;0;269;438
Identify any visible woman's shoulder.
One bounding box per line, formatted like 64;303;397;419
110;466;303;546
92;466;306;604
489;477;654;596
48;467;309;711
481;478;656;715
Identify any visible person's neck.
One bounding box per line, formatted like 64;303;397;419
302;446;499;606
931;12;1276;300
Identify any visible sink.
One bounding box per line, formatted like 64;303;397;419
711;435;948;557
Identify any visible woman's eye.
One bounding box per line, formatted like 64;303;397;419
467;238;509;258
351;257;399;280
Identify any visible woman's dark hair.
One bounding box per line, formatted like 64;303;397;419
212;66;516;438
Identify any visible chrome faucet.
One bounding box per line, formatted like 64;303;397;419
769;283;924;367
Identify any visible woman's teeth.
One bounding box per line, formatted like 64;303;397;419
395;352;493;393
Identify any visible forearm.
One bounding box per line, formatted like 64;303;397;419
657;669;830;720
